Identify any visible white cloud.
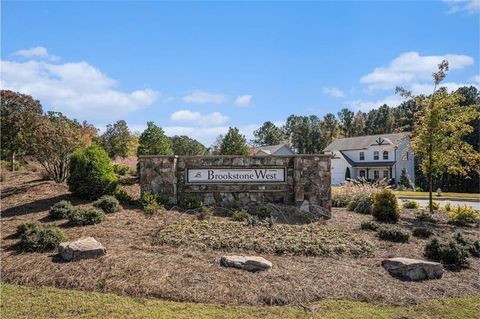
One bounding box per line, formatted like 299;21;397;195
170;110;229;126
360;52;474;91
13;46;59;61
234;94;253;107
346;95;406;112
322;87;345;98
444;0;480;14
182;90;227;104
0;55;159;120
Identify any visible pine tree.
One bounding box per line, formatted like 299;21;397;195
219;127;250;155
137;122;173;156
399;168;411;189
345;167;351;180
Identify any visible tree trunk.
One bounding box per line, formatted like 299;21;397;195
10;151;15;172
428;141;433;214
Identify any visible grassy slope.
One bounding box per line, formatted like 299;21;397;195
1;284;479;319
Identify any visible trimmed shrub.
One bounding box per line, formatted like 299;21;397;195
180;196;203;210
372;189;400;223
20;224;65;252
448;205;480;226
412;227;433;238
415;209;436;223
232;209;250;221
112;163;129;176
250;206;272;219
452;232;480;258
360;220;379;231
403;200;419;209
68;208;105;226
377;225;410;243
346;201;357;211
115;190;135;205
140;191;160;215
49;200;74;219
67;145;118;199
17;221;39;236
425;236;469;267
93;195;121;214
354;197;373;215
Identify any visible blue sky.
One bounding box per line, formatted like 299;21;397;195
1;1;479;146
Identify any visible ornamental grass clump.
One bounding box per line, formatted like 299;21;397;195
448;205;480;226
332;178;389;210
49;200;74;219
372;189;400;223
68;208;105;226
140;192;160;215
93;195;121;214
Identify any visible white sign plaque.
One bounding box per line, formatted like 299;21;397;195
187;168;286;184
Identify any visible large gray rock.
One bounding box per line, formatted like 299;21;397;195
220;255;272;272
59;237;106;261
382;257;443;281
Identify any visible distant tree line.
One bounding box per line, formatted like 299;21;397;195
1;82;478;192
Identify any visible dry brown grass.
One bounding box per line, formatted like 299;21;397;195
1;170;479;307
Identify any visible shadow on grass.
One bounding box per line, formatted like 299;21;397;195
1;194;89;218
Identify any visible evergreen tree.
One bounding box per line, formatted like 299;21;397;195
284;115;324;154
345;167;351;180
399;168;412;189
137;122;173;155
171;135;208;155
219;127;250;155
337;108;355;137
99;120;131;158
252;121;286;146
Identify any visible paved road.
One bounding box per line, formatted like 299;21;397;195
398;198;480;210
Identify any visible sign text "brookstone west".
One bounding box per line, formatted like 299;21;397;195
187;168;286;184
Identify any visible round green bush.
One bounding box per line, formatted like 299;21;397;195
372;189;400;223
49;200;74;219
93;195;121;214
403;200;419;209
67;145;118;199
346;201;358;211
360;220;378;231
68;208;105;226
21;224;65;252
425;236;469;266
377;225;410;243
17;221;39;236
412;227;433;238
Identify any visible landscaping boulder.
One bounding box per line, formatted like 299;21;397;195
382;257;443;281
59;237;106;261
220;255;272;272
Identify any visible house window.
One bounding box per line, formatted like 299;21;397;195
383;170;389;178
373;151;379;160
373;170;379;179
383;151;388;160
359;169;366;178
359;152;365;160
406;152;409;160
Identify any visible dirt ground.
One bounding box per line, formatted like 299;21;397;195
1;170;479;306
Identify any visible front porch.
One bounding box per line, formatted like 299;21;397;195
354;166;395;183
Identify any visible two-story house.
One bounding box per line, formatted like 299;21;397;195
324;132;414;186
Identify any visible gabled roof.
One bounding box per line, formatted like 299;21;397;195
324;132;409;152
252;143;294;155
340;151;395;167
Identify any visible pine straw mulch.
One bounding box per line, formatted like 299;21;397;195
1;170;479;307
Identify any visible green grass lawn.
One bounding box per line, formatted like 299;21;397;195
393;191;480;199
1;284;479;319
